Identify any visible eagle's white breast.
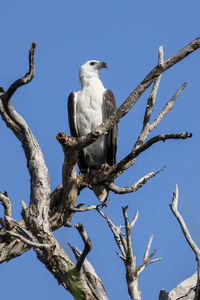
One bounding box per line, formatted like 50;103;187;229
75;77;106;167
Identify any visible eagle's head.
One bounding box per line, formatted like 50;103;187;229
79;60;107;83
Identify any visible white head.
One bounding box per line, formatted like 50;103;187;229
79;60;107;86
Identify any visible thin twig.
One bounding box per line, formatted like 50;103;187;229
130;210;139;229
70;202;109;212
5;43;36;100
137;256;162;275
150;82;187;131
96;208;127;256
137;235;162;275
0;192;11;217
158;46;164;66
144;234;154;261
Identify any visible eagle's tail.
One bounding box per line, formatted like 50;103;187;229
93;185;108;204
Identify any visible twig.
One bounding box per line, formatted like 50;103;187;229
0;192;12;230
0;192;11;217
137;256;162;276
109;167;165;194
70;202;109;212
158;46;164;66
144;234;154;261
130;210;139;229
74;223;92;271
137;235;162;275
96;208;127;257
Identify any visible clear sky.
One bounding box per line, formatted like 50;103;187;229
0;1;200;299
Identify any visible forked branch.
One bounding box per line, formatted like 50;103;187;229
97;206;161;300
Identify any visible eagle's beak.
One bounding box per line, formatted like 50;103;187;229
100;62;107;69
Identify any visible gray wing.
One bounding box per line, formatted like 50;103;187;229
103;90;118;166
67;92;88;171
68;92;78;137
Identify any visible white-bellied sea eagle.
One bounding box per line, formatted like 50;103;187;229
68;60;117;203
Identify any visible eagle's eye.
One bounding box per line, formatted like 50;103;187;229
90;62;96;66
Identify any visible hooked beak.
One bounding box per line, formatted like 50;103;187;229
100;61;107;69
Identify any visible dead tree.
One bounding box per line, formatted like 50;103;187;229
0;38;200;300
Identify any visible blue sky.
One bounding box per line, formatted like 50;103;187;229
0;1;200;299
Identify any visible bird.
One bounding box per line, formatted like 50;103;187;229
68;60;117;203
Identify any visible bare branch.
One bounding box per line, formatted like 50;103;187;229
0;43;50;228
150;82;187;131
143;46;164;127
70;202;109;212
170;185;200;258
5;42;36;100
0;231;50;249
56;132;79;226
109;167;165;194
135;132;192;156
74;223;92;272
122;206;134;259
109;132;192;180
170;185;200;298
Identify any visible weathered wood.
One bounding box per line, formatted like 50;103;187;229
1;38;200;299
